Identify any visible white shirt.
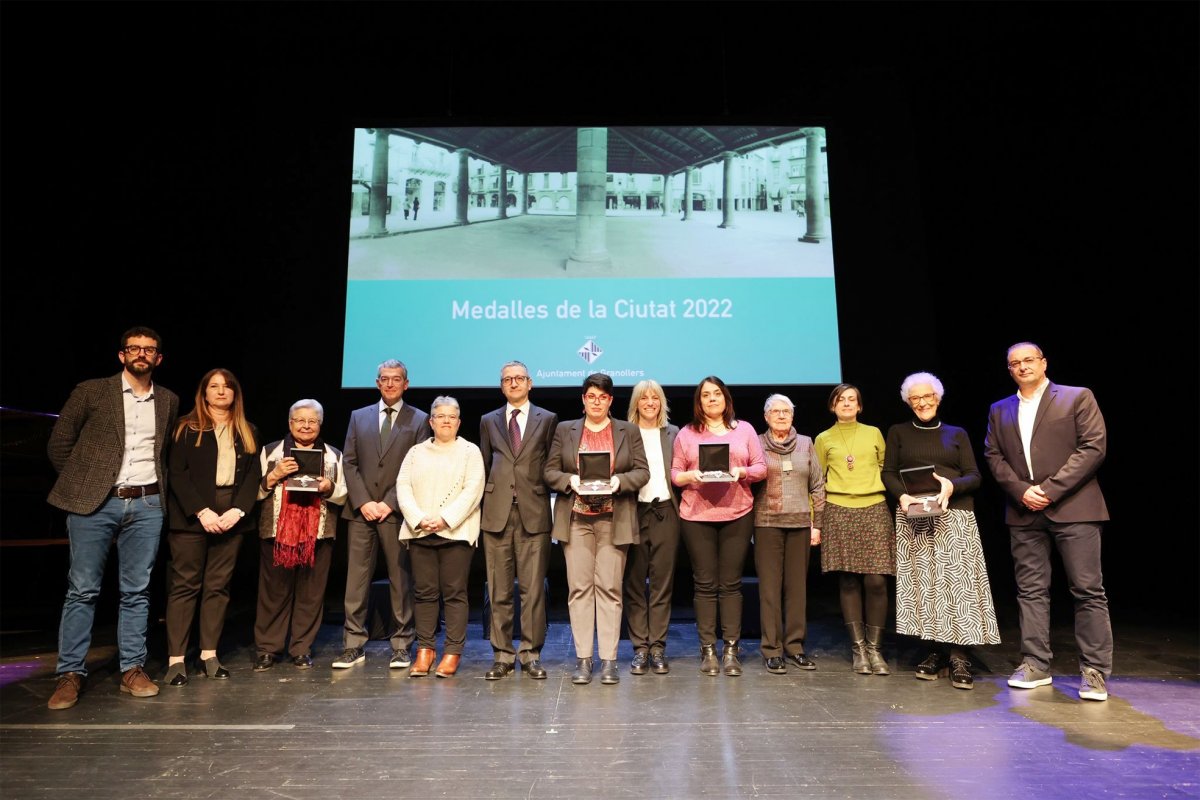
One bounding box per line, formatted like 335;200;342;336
1017;379;1050;481
638;426;671;503
116;373;159;487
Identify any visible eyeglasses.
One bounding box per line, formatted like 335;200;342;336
501;376;530;385
432;414;460;421
123;345;159;356
908;393;938;407
1007;356;1044;370
377;377;406;385
584;393;611;404
767;408;793;416
290;418;321;427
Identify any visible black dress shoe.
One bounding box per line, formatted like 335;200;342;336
292;654;313;669
650;648;669;674
787;652;817;671
201;657;230;680
572;657;594;685
599;659;620;685
253;654;275;672
630;650;649;675
765;656;788;674
914;651;942;681
165;663;188;687
524;660;547;680
484;661;515;680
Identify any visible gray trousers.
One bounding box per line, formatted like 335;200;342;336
482;504;550;665
343;518;414;651
1009;519;1112;676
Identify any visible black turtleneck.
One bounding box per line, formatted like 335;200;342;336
880;417;981;511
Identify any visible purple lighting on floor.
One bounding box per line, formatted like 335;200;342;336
0;661;47;688
881;678;1200;797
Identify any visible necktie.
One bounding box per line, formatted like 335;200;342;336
380;407;395;446
509;408;522;454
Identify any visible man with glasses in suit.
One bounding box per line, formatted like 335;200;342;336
477;361;559;679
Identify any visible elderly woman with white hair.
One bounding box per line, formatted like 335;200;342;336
254;399;347;671
881;372;999;690
754;393;826;674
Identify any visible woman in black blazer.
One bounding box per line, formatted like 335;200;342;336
164;368;260;685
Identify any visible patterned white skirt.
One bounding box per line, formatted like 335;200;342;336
894;508;1000;646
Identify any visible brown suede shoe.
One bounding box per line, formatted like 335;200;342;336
48;672;83;710
408;647;436;677
434;653;460;678
120;666;160;698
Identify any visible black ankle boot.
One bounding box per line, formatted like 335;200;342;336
699;644;720;676
845;622;870;674
721;641;742;677
864;625;889;676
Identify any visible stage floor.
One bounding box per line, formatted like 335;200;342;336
2;612;1198;799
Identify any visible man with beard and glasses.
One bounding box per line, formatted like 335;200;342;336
46;326;180;709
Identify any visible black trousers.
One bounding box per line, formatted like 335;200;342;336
165;529;242;655
680;513;754;645
624;500;680;652
482;504;550;665
410;537;474;654
254;537;333;658
754;526;812;658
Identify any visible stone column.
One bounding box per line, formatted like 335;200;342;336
454;148;470;226
367;129;389;236
566;127;611;270
662;173;670;216
682;169;692;221
718;151;736;229
521;172;529;215
801;128;828;242
498;166;508;219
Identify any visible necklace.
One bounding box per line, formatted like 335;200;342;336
912;420;942;429
835;422;858;470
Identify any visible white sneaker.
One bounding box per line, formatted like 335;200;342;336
1079;667;1108;701
332;648;365;669
1007;661;1053;688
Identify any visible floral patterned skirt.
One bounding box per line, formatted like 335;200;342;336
820;501;895;575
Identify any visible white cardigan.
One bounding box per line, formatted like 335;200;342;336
395;436;485;545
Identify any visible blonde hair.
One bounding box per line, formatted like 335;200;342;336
627;379;670;428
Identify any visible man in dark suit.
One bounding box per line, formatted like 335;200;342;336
45;326;180;709
333;359;426;670
984;342;1112;702
478;360;558;679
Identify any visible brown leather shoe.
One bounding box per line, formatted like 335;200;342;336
435;653;460;678
408;647;436;677
120;666;160;698
48;672;83;710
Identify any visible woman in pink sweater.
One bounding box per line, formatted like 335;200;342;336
671;376;766;676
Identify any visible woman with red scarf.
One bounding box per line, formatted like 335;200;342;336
252;399;347;671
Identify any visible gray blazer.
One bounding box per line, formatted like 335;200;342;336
544;418;650;545
479;403;558;534
47;373;180;516
984;382;1109;525
340;401;429;526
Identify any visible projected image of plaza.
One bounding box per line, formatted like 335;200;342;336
342;126;841;388
347;126;833;280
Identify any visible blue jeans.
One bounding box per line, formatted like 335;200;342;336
57;494;164;675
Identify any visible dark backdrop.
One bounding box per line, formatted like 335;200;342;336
2;3;1196;633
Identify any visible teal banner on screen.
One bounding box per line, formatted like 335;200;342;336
343;277;841;388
